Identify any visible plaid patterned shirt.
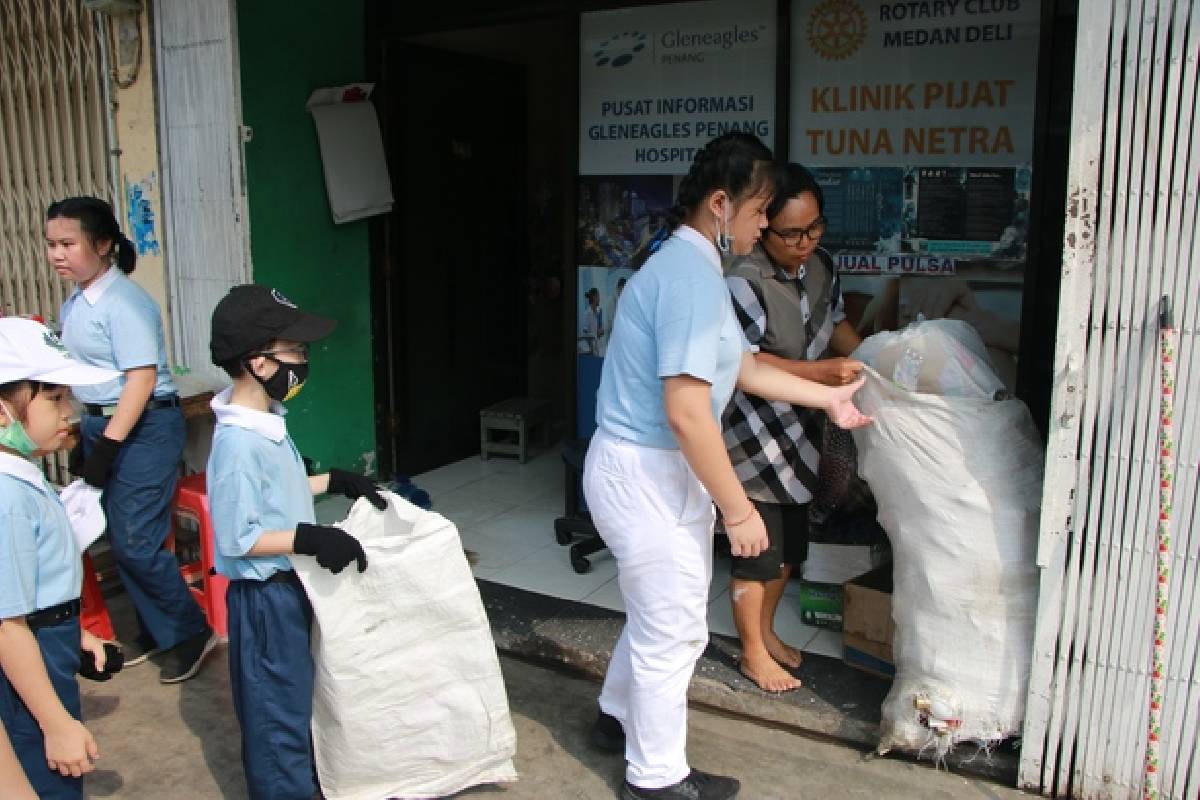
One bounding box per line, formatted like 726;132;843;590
721;245;845;505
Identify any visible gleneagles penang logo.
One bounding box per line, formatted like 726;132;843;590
593;31;648;68
592;23;767;69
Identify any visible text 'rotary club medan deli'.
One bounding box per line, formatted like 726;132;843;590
803;79;1017;157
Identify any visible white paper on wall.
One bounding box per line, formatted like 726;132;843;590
306;83;394;224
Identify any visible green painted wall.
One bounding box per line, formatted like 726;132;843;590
236;0;376;475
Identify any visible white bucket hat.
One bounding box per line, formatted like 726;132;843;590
0;317;119;386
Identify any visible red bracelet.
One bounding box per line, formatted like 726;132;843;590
724;505;756;528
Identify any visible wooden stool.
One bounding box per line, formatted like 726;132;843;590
480;397;549;463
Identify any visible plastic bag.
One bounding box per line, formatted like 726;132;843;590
850;365;1043;758
853;318;1007;400
293;493;518;799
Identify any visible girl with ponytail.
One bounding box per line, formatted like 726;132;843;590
47;197;216;685
581;134;872;800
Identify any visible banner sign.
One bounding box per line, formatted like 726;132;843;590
580;0;777;175
789;0;1041;389
790;0;1040;168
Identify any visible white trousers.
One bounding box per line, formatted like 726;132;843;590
583;430;715;789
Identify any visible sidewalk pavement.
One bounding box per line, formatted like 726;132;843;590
76;584;1026;798
79;631;1026;798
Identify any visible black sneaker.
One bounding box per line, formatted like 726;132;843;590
121;633;162;667
159;629;218;684
589;710;625;753
619;770;740;800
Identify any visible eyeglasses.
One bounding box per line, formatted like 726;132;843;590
767;217;827;246
255;344;310;361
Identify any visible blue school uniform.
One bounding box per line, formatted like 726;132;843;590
0;453;84;800
207;388;317;800
60;267;208;652
596;224;751;449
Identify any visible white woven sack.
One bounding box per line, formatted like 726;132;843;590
293;493;518;799
851;363;1043;758
854;318;1007;400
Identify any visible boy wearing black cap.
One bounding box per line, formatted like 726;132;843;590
207;285;386;799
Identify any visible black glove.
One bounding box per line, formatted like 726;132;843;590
78;642;125;682
294;523;368;574
81;435;121;489
68;440;85;477
328;468;387;510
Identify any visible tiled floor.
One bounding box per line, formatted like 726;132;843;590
315;445;852;659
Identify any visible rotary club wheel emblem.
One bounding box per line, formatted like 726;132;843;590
808;0;867;60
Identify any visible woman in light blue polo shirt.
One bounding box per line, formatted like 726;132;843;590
582;134;871;800
48;197;214;684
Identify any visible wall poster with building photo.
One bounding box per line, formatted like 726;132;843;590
790;0;1041;390
575;0;778;435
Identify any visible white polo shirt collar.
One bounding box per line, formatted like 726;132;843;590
0;451;48;488
80;267;120;306
211;387;288;443
674;225;722;275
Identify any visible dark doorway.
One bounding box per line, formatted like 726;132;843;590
379;45;529;475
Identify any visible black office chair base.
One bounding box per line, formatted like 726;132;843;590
556;516;606;573
554;438;610;575
568;534;608;574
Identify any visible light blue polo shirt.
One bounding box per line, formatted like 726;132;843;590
207;388;313;581
60;267;178;404
0;453;82;618
595;225;750;450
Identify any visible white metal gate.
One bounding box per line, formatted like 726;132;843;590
0;0;111;323
1020;0;1199;797
154;0;249;383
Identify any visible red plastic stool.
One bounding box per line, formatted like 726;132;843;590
80;551;115;641
169;473;228;639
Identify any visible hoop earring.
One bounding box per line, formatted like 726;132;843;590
715;210;731;254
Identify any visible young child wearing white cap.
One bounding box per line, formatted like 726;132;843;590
0;317;121;799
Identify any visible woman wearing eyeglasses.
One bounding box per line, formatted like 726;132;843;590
721;163;864;693
48;197;215;685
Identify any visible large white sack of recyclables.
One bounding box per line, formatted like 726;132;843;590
851;323;1043;758
292;493;518;800
853;318;1007;400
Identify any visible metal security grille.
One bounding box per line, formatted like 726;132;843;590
0;0;112;324
1020;0;1199;797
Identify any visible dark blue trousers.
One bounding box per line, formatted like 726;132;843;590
0;618;83;800
227;574;316;800
81;405;208;650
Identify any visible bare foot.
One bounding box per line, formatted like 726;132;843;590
763;632;804;669
739;653;802;693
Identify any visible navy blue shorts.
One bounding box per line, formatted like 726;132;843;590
729;500;809;581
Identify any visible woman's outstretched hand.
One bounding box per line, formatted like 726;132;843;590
826;377;873;429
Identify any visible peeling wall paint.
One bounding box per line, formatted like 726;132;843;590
113;10;171;346
124;172;162;256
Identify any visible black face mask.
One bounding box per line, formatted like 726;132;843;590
250;356;309;403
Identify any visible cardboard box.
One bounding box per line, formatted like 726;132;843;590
842;564;895;680
797;581;843;631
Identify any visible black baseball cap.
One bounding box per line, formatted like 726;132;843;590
210;284;337;364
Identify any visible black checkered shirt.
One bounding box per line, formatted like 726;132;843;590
721;246;845;505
